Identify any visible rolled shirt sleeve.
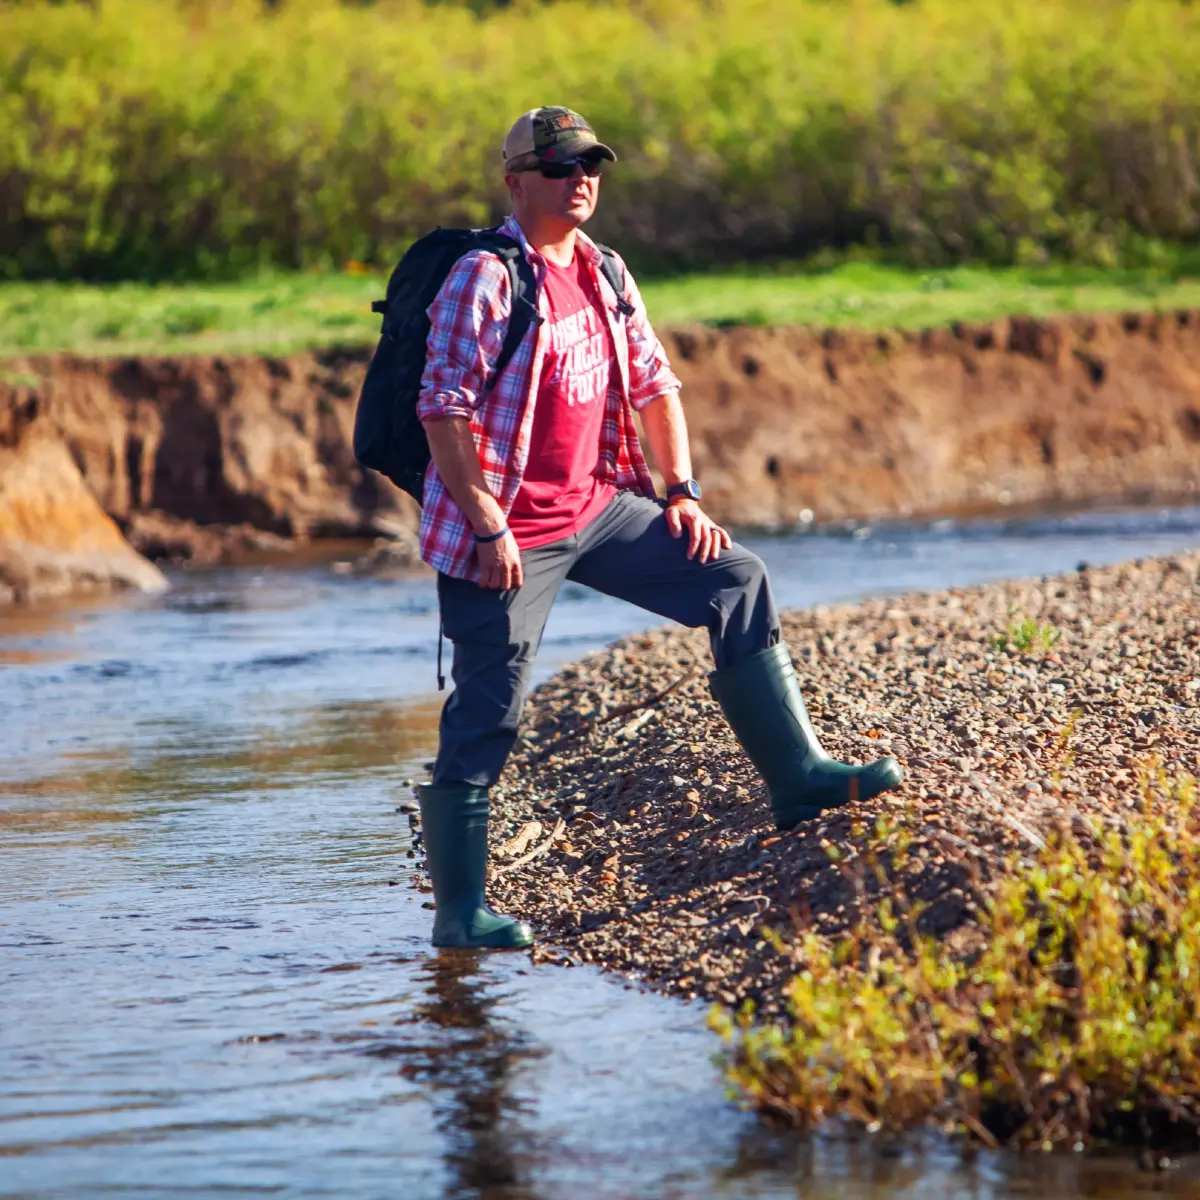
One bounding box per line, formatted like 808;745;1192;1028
612;252;682;411
416;251;513;423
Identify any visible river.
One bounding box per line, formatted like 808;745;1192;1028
4;504;1200;1199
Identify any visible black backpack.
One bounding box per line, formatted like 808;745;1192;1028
353;226;632;504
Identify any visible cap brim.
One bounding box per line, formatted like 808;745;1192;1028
504;140;618;173
544;136;617;164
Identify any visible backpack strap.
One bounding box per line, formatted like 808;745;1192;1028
594;243;635;318
474;233;542;396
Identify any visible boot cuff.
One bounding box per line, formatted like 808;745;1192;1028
708;641;793;689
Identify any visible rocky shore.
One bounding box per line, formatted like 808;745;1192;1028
472;551;1200;1016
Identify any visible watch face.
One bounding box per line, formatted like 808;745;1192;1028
683;479;702;501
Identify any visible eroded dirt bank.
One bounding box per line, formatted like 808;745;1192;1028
0;349;412;550
666;310;1200;524
469;552;1200;1016
2;310;1199;597
0;348;417;597
0;398;166;603
4;309;1200;538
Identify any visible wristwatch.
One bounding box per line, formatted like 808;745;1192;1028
665;479;702;503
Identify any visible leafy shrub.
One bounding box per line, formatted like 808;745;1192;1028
712;770;1200;1149
2;0;1199;279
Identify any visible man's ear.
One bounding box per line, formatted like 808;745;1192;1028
504;172;522;203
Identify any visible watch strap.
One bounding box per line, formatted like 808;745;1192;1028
665;479;701;502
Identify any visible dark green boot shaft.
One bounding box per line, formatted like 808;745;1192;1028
709;643;903;829
416;783;533;949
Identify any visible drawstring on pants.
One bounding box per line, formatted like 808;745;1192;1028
437;608;446;691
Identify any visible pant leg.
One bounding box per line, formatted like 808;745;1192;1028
432;540;574;788
568;490;780;669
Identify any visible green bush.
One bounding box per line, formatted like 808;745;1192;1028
2;0;1199;279
712;770;1200;1149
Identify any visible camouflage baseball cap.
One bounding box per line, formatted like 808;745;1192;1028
502;106;617;172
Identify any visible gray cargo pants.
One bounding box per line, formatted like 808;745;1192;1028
433;488;780;787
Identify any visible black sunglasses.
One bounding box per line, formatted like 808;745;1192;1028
518;155;605;180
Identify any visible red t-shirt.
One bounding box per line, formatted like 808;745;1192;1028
507;251;617;549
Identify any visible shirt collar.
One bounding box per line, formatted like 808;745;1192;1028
502;214;604;267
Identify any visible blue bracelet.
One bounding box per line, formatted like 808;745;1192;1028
473;526;509;544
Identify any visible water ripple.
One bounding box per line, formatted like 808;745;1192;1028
4;507;1200;1197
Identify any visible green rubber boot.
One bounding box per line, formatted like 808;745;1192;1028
416;783;534;949
709;643;904;830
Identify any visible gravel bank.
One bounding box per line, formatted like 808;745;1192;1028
474;551;1200;1015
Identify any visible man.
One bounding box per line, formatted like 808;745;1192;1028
415;106;902;949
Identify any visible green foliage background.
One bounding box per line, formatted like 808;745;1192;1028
2;0;1199;280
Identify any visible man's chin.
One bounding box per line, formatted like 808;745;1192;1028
562;205;593;228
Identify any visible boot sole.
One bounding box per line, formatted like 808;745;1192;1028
432;921;534;950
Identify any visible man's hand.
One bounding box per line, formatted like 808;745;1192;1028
477;530;524;590
665;498;732;564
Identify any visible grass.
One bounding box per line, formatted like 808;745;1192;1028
993;615;1063;657
647;259;1200;331
3;259;1200;361
712;769;1200;1150
0;272;386;361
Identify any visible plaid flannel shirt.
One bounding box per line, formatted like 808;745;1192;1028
416;215;681;581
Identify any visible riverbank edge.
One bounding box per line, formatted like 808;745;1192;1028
473;549;1200;1028
2;307;1199;603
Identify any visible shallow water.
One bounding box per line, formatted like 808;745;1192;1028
4;504;1200;1199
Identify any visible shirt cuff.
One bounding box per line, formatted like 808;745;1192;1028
628;381;681;413
417;389;478;422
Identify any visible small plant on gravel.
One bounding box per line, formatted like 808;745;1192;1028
1049;707;1083;789
993;614;1062;656
712;770;1200;1150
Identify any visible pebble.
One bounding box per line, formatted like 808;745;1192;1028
481;551;1200;1018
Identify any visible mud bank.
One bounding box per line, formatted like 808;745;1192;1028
0;401;165;603
3;310;1199;542
665;310;1200;525
2;310;1199;599
472;551;1200;1016
0;349;412;558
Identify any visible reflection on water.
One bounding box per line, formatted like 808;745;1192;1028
0;648;70;666
0;696;441;855
400;954;544;1200
3;507;1200;1197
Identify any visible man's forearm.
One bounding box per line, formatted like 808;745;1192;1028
638;391;692;487
421;416;506;535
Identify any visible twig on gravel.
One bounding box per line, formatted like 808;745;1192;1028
532;670;699;760
929;828;1012;868
668;894;776;931
598;671;698;724
498;820;544;860
495;818;566;876
967;772;1048;851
